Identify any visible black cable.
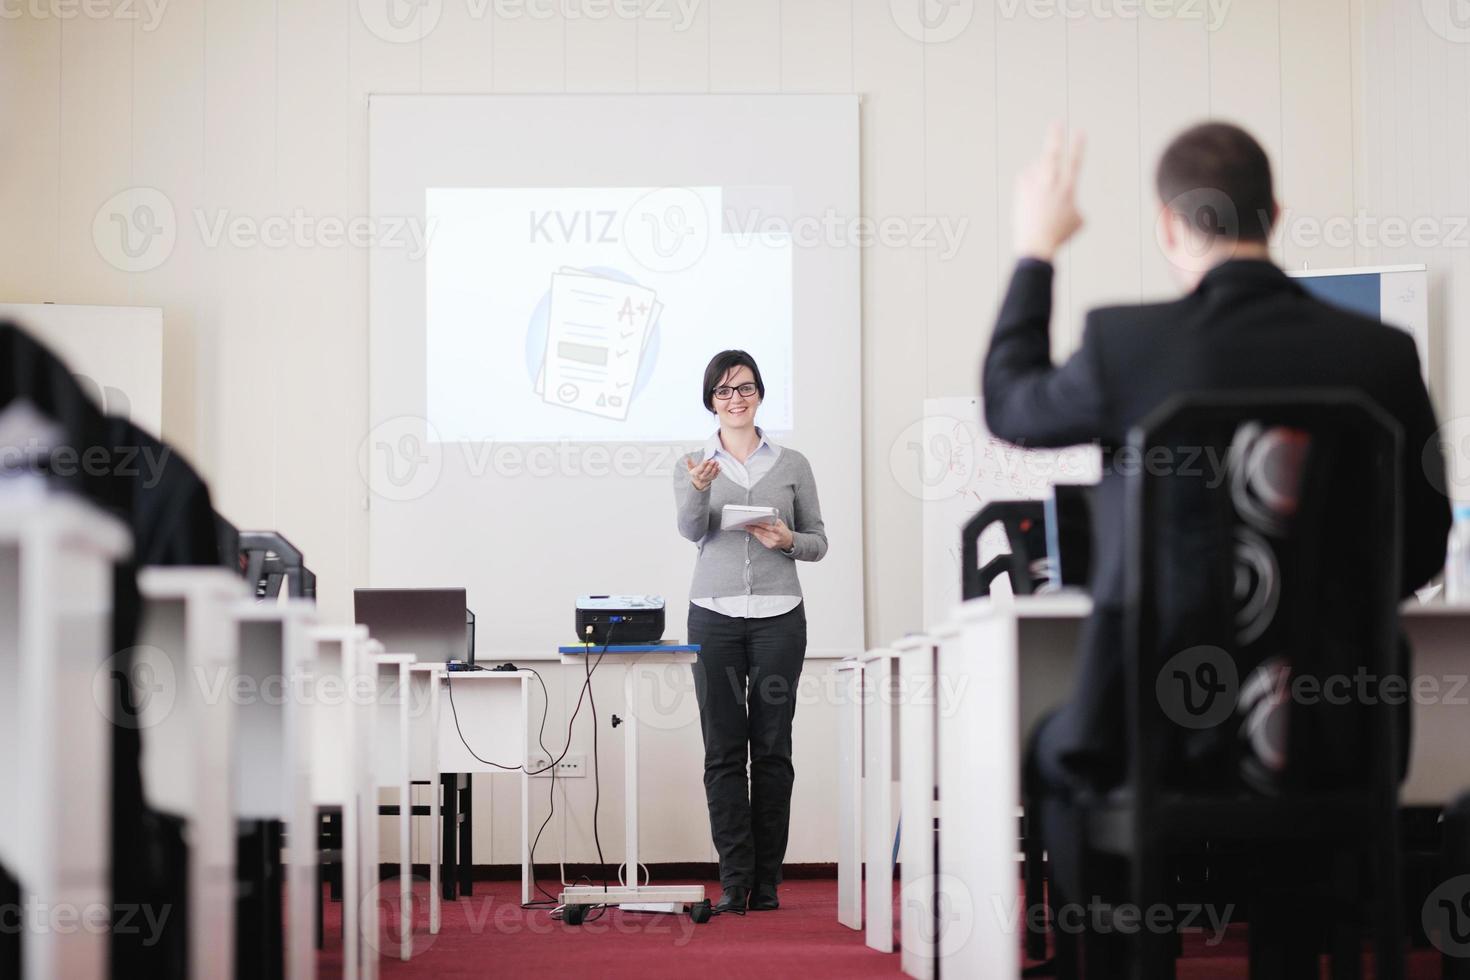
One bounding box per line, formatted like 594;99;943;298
441;667;562;907
445;662;594;774
515;642;611;910
521;667;564;906
444;676;523;771
581;623;613;921
441;630;616;914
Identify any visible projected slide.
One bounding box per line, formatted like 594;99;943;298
1289;264;1429;380
425;186;793;443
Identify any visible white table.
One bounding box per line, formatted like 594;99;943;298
306;625;369;980
407;664;443;934
356;640;384;980
557;646;707;922
436;668;532;903
231;599;316;980
368;652;415;962
932;597;1056;979
831;658;864;932
932;594;1470;805
894;629;954;980
860;645;900;953
922;592;1470;977
137;567;252;980
1399;603;1470;804
0;489;130;980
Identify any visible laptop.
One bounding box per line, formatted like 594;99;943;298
353;587;472;664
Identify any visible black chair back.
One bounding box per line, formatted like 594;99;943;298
961;500;1048;599
1124;391;1402;804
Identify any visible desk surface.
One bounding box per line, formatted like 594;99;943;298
957;592;1092;621
441;668;533;679
955;593;1470;622
557;644;699;654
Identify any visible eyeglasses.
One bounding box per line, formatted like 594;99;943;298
712;383;759;400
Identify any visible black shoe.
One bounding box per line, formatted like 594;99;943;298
749;883;779;911
714;886;748;914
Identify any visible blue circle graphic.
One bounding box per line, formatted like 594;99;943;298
523;266;663;404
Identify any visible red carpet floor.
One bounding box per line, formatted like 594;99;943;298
313;879;1444;978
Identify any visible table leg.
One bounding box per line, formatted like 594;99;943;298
459;775;474;896
440;774;457;901
625;664;640;890
430;777;442;933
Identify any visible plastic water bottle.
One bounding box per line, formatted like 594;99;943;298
1446;504;1470;603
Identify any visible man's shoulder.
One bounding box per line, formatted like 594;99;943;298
1081;298;1189;346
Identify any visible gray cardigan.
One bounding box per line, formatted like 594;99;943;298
672;447;828;600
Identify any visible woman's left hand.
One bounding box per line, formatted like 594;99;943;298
748;517;794;552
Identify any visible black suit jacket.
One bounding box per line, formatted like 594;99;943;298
982;259;1452;782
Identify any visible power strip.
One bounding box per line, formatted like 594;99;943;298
529;753;586;778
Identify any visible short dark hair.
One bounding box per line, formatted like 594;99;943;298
1156;122;1275;243
701;350;765;413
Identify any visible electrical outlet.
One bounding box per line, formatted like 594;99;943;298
528;754;586;778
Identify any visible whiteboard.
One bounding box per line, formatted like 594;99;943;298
366;95;864;659
917;397;1101;629
0;303;163;435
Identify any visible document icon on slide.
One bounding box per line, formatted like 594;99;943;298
537;269;660;421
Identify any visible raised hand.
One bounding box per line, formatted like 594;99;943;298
1013;121;1086;262
686;455;721;492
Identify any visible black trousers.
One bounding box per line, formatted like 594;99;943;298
1025;710;1133;973
687;602;807;891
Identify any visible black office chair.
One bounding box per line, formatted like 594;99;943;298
239;530;317;601
1438;793;1470;978
1059;392;1405;979
961;500;1050;599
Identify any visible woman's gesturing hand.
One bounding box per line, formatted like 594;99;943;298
686;456;721;492
748;517;794;552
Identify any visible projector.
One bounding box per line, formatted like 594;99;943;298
574;595;666;645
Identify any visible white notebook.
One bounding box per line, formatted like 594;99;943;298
720;505;780;531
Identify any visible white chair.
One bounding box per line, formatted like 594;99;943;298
231;599;316;980
0;488;130;980
368;652;416;962
136;566;250;980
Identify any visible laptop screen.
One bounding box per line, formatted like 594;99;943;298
353;587;471;663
